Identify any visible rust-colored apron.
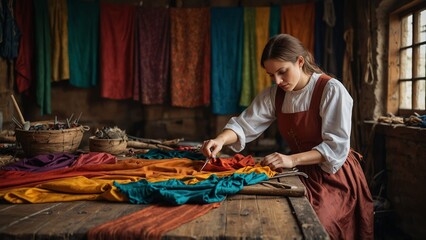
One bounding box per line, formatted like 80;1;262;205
275;75;374;240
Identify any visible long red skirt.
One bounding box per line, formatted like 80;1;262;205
299;150;374;240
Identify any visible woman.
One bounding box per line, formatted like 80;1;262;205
201;34;373;239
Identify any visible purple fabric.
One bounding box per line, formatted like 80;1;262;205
2;153;78;172
133;7;170;104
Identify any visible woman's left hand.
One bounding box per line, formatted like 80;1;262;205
261;152;296;171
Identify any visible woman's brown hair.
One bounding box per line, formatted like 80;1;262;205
260;34;322;75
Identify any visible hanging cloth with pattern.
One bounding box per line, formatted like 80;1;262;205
170;8;211;107
134;7;170;104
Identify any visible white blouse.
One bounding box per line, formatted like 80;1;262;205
224;73;353;174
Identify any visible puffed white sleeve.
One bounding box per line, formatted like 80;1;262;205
224;86;277;152
313;79;353;174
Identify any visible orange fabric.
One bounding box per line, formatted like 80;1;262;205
170;8;211;107
280;3;315;54
88;202;221;240
255;7;271;94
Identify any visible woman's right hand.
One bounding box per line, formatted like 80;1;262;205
201;138;224;158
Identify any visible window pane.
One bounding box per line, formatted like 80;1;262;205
399;81;412;109
419;10;426;42
400;48;412;79
414;80;425;110
401;14;413;47
416;44;425;78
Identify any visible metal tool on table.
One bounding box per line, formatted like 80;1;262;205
270;168;309;179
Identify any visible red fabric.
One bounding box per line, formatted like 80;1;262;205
204;154;255;171
14;0;35;93
88;203;220;240
100;3;136;99
0;152;118;190
70;152;117;167
275;75;374;240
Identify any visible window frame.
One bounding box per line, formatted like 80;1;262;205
388;0;426;116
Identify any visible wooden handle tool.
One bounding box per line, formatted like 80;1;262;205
10;95;25;125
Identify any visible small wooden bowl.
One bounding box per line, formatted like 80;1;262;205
89;136;127;155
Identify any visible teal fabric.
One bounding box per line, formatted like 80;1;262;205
269;5;281;37
136;149;204;160
210;7;244;115
67;0;99;88
114;172;269;205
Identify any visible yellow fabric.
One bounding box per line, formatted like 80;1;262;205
48;0;69;81
255;7;271;94
0;160;276;204
281;3;315;54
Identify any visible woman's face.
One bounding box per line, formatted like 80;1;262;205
264;57;307;91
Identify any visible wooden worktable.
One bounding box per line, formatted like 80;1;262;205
0;175;329;240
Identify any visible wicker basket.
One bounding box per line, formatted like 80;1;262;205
89;136;127;155
15;123;85;156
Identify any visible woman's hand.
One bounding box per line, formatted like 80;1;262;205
201;138;224;158
261;152;296;171
201;129;238;158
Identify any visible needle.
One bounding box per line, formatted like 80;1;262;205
200;157;210;171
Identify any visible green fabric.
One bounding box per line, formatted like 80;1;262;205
34;0;51;115
67;0;99;88
136;149;204;160
114;172;269;205
239;7;257;107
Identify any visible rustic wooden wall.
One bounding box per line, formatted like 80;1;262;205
2;0;302;148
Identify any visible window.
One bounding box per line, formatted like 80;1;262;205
388;1;426;116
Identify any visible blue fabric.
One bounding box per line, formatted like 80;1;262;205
0;0;20;59
114;172;269;205
68;0;99;88
269;5;281;37
136;149;204;160
210;7;244;115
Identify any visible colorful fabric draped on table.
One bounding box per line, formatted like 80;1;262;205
0;151;275;204
0;151;275;239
